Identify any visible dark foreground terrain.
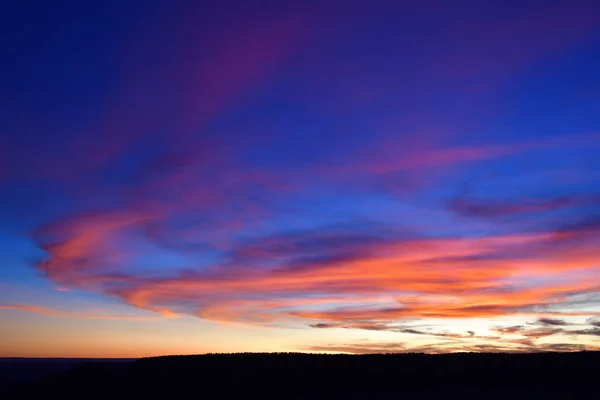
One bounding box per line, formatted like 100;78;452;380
0;358;135;387
2;352;599;399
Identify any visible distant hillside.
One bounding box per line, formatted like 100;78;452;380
0;358;135;387
5;352;599;399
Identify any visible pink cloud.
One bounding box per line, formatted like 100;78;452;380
33;213;600;330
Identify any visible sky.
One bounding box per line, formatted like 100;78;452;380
1;0;600;357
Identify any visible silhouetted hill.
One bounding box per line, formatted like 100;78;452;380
5;352;599;399
0;358;135;387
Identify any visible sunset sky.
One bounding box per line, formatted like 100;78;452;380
1;0;600;357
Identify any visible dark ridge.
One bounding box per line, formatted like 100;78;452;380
4;352;599;399
0;358;136;388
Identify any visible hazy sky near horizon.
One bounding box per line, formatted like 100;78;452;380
2;0;600;357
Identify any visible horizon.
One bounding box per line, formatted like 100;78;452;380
4;349;600;359
1;0;600;358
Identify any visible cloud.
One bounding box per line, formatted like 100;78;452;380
300;340;600;354
539;343;596;352
587;318;600;327
309;323;341;329
33;211;153;289
492;322;600;340
308;321;492;340
330;131;600;184
533;318;572;326
493;325;565;338
448;194;595;219
493;326;524;334
32;210;600;330
570;328;600;336
0;304;157;321
521;329;564;339
394;328;483;340
300;342;409;354
554;215;600;240
224;222;401;271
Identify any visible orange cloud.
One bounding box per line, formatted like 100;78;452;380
0;304;157;321
34;213;600;333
